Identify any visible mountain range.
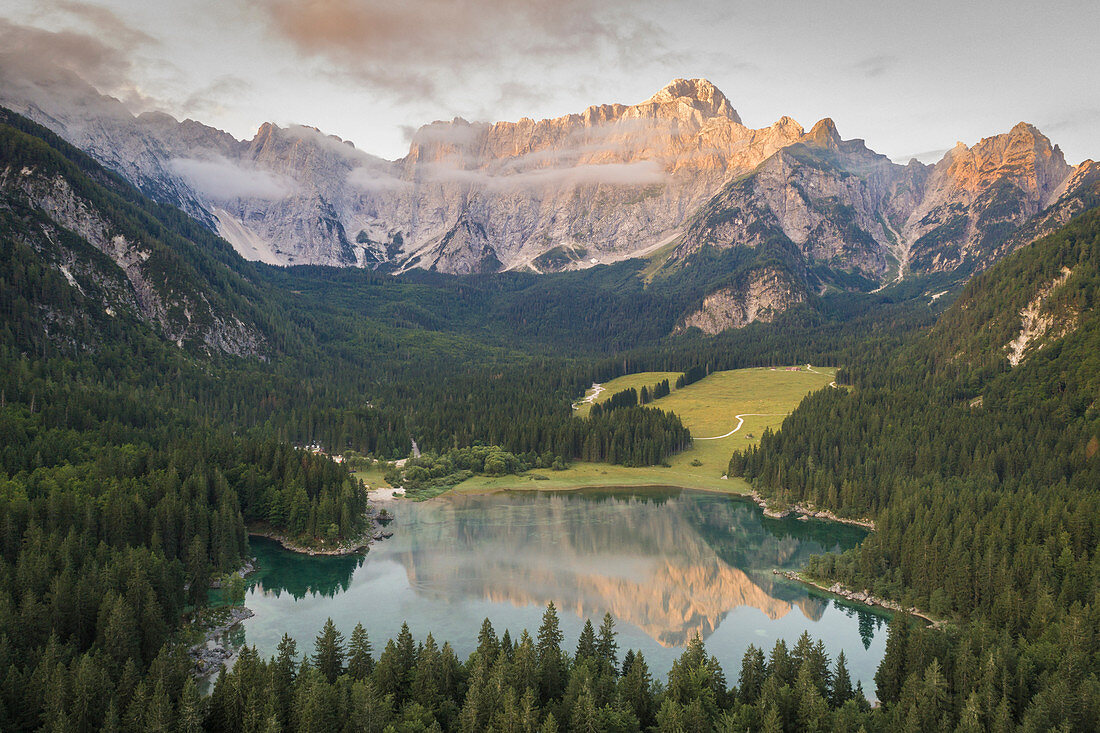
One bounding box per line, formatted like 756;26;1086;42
2;58;1098;333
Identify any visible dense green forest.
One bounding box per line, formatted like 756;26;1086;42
730;206;1100;730
0;107;910;731
194;606;887;733
4;97;1100;732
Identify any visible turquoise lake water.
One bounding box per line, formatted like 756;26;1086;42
234;488;887;691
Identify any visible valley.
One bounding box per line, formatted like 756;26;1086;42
456;365;835;494
1;8;1099;730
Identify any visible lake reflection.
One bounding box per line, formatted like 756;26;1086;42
239;489;887;687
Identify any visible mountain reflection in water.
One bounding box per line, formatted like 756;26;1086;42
244;489;881;650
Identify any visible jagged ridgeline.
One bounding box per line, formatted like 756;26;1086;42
728;205;1100;728
6;70;1098;341
0;108;680;731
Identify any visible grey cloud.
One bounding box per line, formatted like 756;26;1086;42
283;124;368;159
0;18;133;92
38;0;155;48
852;54;897;78
893;148;951;165
418;159;666;189
255;0;665;99
169;156;297;200
345;166;409;192
1042;108;1100;134
180;76;252;117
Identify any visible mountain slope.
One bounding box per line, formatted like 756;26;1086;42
667;119;1095;333
0;106;266;355
2;61;1095;301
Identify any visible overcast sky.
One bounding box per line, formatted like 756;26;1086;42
2;0;1097;163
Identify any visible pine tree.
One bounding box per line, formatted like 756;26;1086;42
178;677;204;733
394;622;417;695
739;645;767;704
347;622;374;680
476;618;500;669
832;650;854;707
875;612;910;705
620;650;654;728
575;619;596;661
536;602;565;703
312;617;346;683
761;704;784;733
596;613;618;671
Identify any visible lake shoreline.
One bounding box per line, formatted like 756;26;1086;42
747;491;877;531
776;570;941;627
443;480;750;499
247;524;372;556
440;481;876;534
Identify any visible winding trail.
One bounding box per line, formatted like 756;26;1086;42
571;383;605;410
803;364;837;388
696;413;788;440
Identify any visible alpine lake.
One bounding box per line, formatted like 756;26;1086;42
216;488;888;692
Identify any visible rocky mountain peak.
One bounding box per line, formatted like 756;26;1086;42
804;118;842;149
642;78;741;124
770;116;805;137
940;123;1071;202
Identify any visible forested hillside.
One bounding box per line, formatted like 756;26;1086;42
731;205;1100;729
5;94;1099;732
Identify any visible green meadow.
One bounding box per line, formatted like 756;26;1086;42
452;365;836;495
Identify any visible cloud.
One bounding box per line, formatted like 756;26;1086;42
852;54;897;78
38;0;155;48
417;159;667;189
892;148;951;165
1042;108;1100;134
169;156;297;200
180;76;252;118
282;123;368;158
0;18;133;92
254;0;663;98
345;165;408;191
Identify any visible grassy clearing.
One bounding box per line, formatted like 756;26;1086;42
638;238;680;283
352;462;392;489
574;371;682;417
452;365;836;496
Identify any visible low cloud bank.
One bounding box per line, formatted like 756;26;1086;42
169;157;297;200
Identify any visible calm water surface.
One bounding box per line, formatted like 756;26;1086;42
235;488;887;690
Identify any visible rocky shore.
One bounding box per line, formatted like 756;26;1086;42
210;557;257;588
749;491;876;530
247;506;392;556
774;569;941;627
189;606;255;676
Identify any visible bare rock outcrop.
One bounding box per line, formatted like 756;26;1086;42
676;267;806;333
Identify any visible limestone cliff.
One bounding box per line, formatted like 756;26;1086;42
676;267;807;334
1;162;262;355
3;62;1095;291
902;123;1076;272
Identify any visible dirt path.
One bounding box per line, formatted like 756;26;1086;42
696;413;787;440
571;383;605;410
803;364;837;388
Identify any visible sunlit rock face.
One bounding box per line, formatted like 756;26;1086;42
369;78;807;273
675;267;807;335
901;123;1076;273
0;69;807;269
4;63;1092;286
383;492;835;647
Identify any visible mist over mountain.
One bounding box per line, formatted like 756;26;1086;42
2;58;1097;335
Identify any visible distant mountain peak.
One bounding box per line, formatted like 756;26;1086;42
644;78;741;124
804;118;841;149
